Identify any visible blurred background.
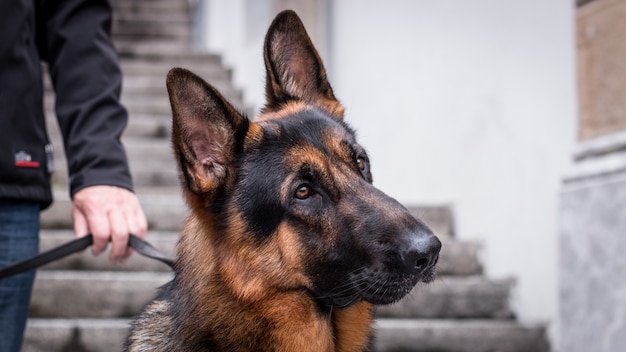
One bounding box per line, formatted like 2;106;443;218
28;0;625;351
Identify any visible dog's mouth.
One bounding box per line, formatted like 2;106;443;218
313;264;438;308
352;265;438;305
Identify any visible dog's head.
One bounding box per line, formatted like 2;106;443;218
167;10;441;309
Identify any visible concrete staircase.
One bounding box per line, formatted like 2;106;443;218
22;0;550;351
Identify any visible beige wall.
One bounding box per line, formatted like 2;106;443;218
578;0;626;139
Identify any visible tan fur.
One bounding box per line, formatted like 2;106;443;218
258;101;309;121
334;302;374;352
156;216;373;351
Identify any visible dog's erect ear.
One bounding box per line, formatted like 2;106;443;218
167;68;249;200
263;10;344;119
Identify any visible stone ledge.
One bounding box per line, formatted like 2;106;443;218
375;319;550;352
574;129;626;161
564;150;626;183
23;318;550;352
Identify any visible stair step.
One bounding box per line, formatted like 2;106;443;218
110;0;189;8
23;318;549;352
30;271;171;318
121;60;231;81
37;230;481;276
112;24;191;41
121;52;223;70
23;318;129;352
114;12;190;26
408;205;455;237
111;0;192;41
50;159;180;189
374;319;550;352
48;136;175;166
43;87;243;118
50;157;180;189
43;92;171;116
49;135;173;162
46;111;171;139
377;276;513;319
438;236;482;275
115;40;220;61
120;113;172;138
29;272;502;319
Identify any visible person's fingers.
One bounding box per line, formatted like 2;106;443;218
71;205;91;255
72;194;109;256
108;207;129;263
72;204;89;239
127;194;148;239
120;191;147;263
85;209;110;256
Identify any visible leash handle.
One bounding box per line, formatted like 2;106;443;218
0;234;174;279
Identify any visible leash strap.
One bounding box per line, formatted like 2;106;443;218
0;234;174;279
128;234;175;269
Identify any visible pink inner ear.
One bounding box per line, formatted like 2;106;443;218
190;137;214;168
187;123;228;167
288;57;310;95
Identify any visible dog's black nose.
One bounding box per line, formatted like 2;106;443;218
401;231;441;274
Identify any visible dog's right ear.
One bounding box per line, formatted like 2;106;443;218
262;10;344;119
166;68;249;201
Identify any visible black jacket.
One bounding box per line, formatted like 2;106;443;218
0;0;133;209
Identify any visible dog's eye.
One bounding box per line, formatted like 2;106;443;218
356;157;367;172
294;184;312;199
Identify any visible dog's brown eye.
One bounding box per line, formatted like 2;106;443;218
295;184;312;199
356;157;366;171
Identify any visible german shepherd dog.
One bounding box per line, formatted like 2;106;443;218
125;10;441;352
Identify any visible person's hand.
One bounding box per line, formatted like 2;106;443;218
72;185;148;263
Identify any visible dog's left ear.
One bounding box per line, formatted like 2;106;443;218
263;10;344;119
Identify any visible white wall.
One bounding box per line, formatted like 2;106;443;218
330;0;576;344
198;0;577;347
199;0;273;113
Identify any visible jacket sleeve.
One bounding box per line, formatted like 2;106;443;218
36;0;134;197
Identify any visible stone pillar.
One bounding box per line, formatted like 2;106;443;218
560;0;626;351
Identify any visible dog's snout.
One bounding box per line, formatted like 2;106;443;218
402;231;441;274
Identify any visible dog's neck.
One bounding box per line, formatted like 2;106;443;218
172;216;373;351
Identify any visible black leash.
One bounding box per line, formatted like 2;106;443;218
0;234;174;279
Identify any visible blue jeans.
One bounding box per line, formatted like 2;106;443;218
0;200;40;352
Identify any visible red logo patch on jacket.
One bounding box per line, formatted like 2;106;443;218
15;150;40;168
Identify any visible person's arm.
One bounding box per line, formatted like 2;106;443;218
37;0;147;263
